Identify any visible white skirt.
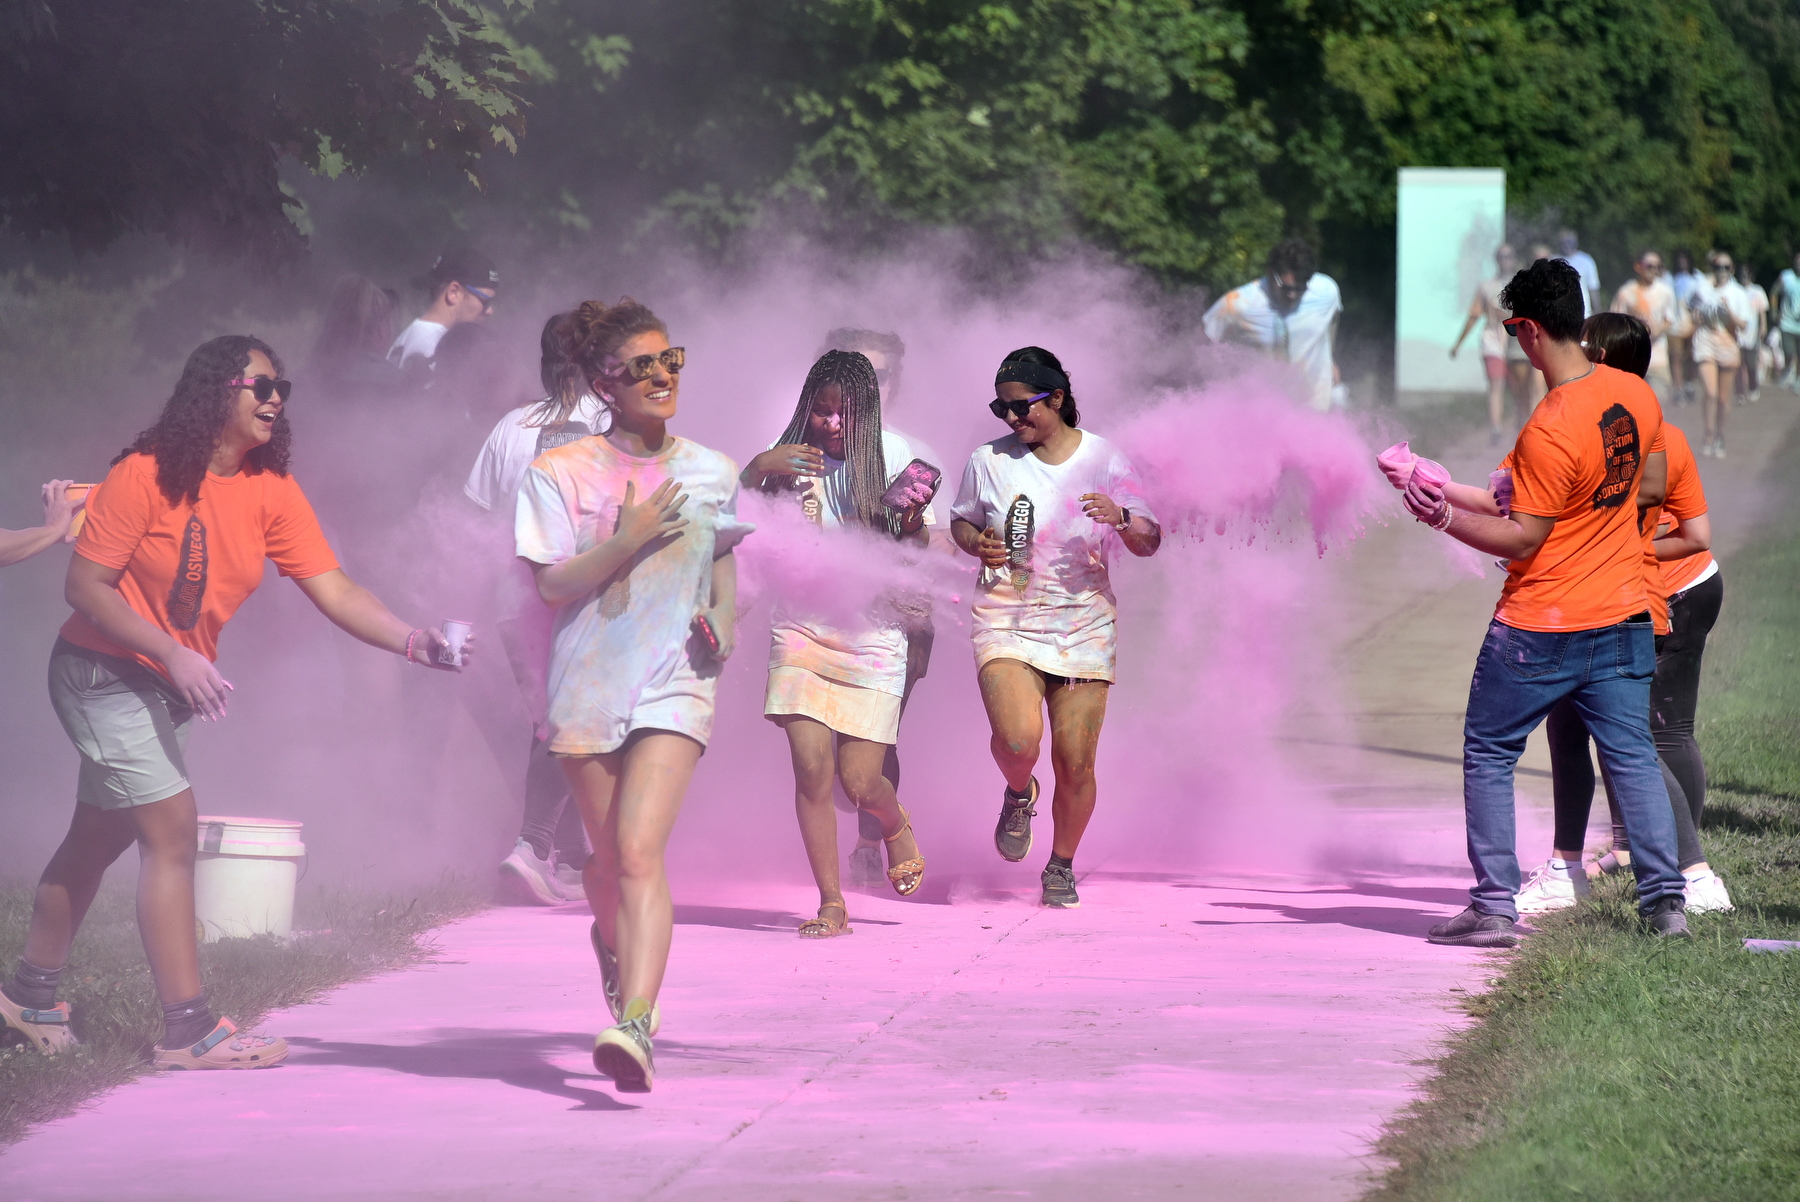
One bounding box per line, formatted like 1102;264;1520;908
764;666;901;744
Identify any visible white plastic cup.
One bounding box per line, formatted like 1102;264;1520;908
439;619;473;668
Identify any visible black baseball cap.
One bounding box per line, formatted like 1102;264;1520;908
426;247;499;293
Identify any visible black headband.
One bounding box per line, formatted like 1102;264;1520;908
994;360;1069;394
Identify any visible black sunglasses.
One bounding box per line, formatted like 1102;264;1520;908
609;347;686;381
990;390;1052;420
229;377;293;403
1503;317;1529;338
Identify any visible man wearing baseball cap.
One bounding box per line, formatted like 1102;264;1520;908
388;246;500;371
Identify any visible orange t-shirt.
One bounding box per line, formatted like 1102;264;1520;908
1495;364;1665;632
1657;426;1714;596
59;452;339;680
1640;424;1708;631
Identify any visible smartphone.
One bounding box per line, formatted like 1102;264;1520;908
693;614;721;656
880;459;943;511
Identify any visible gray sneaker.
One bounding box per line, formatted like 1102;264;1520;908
1041;862;1080;908
994;777;1039;863
551;856;587;901
498;839;560;906
1644;895;1691;938
846;844;886;892
1426;905;1518;947
592;1007;655;1093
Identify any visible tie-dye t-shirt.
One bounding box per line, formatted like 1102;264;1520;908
767;429;935;697
949;430;1155;682
515;434;753;755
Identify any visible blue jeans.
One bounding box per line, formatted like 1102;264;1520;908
1463;617;1685;919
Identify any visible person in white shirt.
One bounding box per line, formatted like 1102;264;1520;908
466;312;611;906
1777;252;1800;389
515;298;752;1093
740;351;934;937
1557;229;1603;314
1611;250;1680;398
1687;253;1751;457
949;347;1161;910
814;327;947;888
1202;238;1344;410
1449;243;1522;442
387;247;499;373
1738;262;1769;402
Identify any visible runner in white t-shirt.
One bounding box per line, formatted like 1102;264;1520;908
515;299;752;1094
949;347;1161;910
1202;238;1344;411
1687;253;1751;457
1449;243;1521;443
740;351;934;938
1738;262;1769;402
465;312;611;906
814;327;950;888
1611;250;1679;396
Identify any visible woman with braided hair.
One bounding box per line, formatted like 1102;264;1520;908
741;350;935;938
949;346;1161;909
516;298;752;1092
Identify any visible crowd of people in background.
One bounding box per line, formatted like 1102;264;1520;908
1456;232;1797;456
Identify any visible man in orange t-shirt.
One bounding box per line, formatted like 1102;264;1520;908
1397;259;1688;945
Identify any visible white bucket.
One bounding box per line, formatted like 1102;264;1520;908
193;816;305;942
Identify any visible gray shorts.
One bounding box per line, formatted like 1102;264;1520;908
48;638;195;808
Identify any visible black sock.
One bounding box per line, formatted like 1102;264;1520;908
522;835;552;861
4;958;63;1009
1048;853;1073;872
1005;781;1033;803
161;991;215;1049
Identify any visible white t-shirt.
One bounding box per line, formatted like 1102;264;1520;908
1473;277;1523;361
767;429;936;696
949;430;1155;681
1688;278;1753;336
515;435;753;754
1202;275;1343;410
1558;251;1602;312
388;319;449;368
465;395;609;512
1743;284;1770;349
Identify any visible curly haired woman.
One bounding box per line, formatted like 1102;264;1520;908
0;335;469;1070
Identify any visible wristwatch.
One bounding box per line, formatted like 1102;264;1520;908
1115;507;1131;532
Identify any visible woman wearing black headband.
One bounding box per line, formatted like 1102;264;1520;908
947;347;1161;908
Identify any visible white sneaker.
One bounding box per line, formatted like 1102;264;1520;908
1684;869;1735;914
1515;860;1586;913
498;839;561;906
552;857;587;901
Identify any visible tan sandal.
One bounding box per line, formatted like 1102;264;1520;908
0;993;78;1055
884;806;925;897
799;900;852;938
152;1017;288;1070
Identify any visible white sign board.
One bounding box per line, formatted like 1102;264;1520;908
1395;168;1507;394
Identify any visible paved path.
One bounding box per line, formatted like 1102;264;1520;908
5;389;1796;1202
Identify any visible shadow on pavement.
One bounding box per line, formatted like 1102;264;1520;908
286;1031;639;1111
1192;902;1439;938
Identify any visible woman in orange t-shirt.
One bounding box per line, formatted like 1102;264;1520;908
0;335;470;1071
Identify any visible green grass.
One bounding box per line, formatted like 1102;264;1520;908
0;878;487;1145
1366;416;1800;1200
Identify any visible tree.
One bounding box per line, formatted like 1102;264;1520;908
0;0;530;264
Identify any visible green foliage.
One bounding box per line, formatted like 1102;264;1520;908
0;0;531;263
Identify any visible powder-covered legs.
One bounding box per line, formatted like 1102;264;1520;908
977;659;1110;860
563;731;701;1006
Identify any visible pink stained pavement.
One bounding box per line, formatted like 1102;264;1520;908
0;837;1523;1202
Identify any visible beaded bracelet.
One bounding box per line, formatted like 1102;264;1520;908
1431;502;1455;533
404;629;423;664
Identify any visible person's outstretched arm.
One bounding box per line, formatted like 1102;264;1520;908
0;480;84;568
292;568;465;669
